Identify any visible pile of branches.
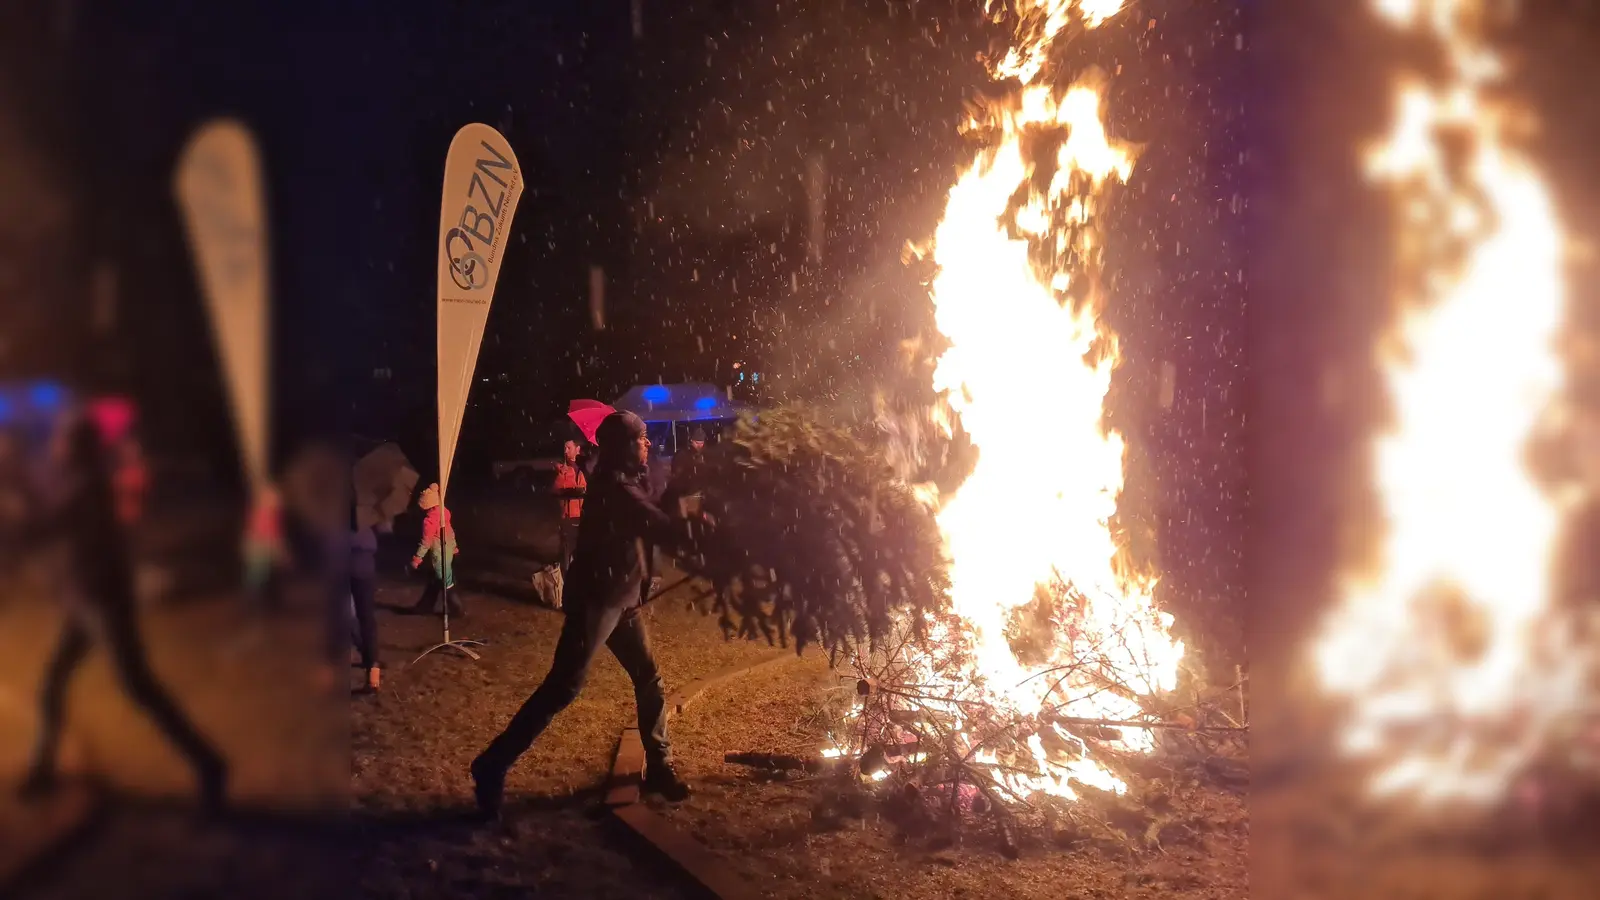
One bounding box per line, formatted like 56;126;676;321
666;403;950;659
823;614;1247;855
666;404;1247;856
723;611;1249;858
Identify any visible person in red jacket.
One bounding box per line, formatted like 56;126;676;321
553;439;586;573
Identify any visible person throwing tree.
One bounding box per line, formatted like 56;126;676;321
471;411;702;816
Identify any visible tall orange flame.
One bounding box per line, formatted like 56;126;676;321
1313;0;1584;805
846;0;1185;801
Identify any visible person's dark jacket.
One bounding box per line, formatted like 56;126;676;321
32;420;135;608
565;467;681;612
565;412;686;613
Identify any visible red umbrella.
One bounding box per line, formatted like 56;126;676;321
86;395;137;445
567;399;615;445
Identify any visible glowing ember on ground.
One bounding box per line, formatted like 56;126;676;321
1312;0;1586;805
833;0;1185;803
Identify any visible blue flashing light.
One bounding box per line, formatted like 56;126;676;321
693;396;717;411
28;381;65;411
642;384;670;403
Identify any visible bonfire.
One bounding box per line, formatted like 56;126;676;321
662;0;1244;856
1312;0;1596;813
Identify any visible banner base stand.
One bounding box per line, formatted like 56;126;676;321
412;612;485;664
413;638;485;663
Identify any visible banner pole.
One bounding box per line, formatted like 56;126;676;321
417;122;525;664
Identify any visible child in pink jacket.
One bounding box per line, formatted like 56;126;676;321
409;483;464;618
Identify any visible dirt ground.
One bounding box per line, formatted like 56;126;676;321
5;564;1252;900
1250;731;1600;900
349;571;789;899
16;563;1599;900
345;570;1250;900
661;657;1249;900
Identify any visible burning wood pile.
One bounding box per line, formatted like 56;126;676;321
667;406;1244;857
722;603;1247;858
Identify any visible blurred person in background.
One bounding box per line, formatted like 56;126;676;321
349;484;382;693
409;483;464;619
688;427;706;454
277;441;357;694
669;425;709;496
110;435;148;527
242;485;288;613
554;438;587;573
0;431;28;584
17;412;227;812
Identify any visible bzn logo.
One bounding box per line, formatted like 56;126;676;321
445;229;487;291
188;151;260;293
443;139;515;292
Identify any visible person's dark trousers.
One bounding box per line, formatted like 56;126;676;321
412;571;465;616
350;569;380;670
558;518;580;573
246;561;286;616
29;600;225;792
322;535;354;666
476;600;670;773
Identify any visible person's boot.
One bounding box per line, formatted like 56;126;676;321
470;754;506;821
197;754;229;818
642;760;690;802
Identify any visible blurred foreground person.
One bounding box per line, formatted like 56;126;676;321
350;488;382;693
0;432;27;570
554;438;587;573
278;441;358;694
409;483;464;618
18;414;227;811
471;411;698;815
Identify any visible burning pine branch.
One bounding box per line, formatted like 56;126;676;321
724;615;1246;857
667;403;951;660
